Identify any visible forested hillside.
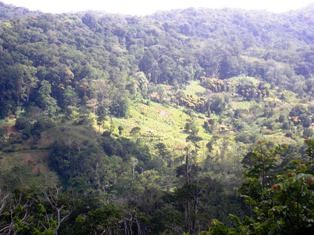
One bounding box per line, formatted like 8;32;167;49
0;2;36;20
0;2;314;234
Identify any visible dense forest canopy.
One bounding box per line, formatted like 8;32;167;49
0;2;314;234
0;2;314;118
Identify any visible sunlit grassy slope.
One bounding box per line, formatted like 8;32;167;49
109;101;213;160
103;78;311;161
1;77;312;186
0;149;58;190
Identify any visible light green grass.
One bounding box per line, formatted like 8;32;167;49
0;150;58;189
262;132;299;145
184;80;206;96
0;117;16;127
229;76;261;86
102;101;213;158
230;100;258;110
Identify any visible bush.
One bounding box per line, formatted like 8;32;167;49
15;117;33;139
110;96;129;117
210;96;226;115
301;115;312;128
236;132;258;144
282;122;290;130
31;117;56;139
37;117;56;129
15;117;31;130
303;128;314;138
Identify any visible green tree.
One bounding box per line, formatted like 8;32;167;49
37;80;59;116
207;142;314;235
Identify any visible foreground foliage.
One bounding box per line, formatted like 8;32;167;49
206;142;314;235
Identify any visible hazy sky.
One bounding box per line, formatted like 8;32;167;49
2;0;314;15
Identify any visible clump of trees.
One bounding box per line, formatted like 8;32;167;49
206;141;314;235
236;81;270;101
200;77;231;93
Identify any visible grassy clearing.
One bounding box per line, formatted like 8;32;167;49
2;76;312;172
230;100;258;110
0;149;58;189
229;76;261;86
184;80;206;96
98;101;213;158
0;150;50;172
97;76;312;161
0;117;16;127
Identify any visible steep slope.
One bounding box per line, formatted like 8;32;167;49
0;2;314;119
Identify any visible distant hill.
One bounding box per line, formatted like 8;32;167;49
0;2;313;117
0;2;38;20
0;1;314;119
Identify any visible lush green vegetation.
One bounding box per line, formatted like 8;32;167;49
0;1;314;234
